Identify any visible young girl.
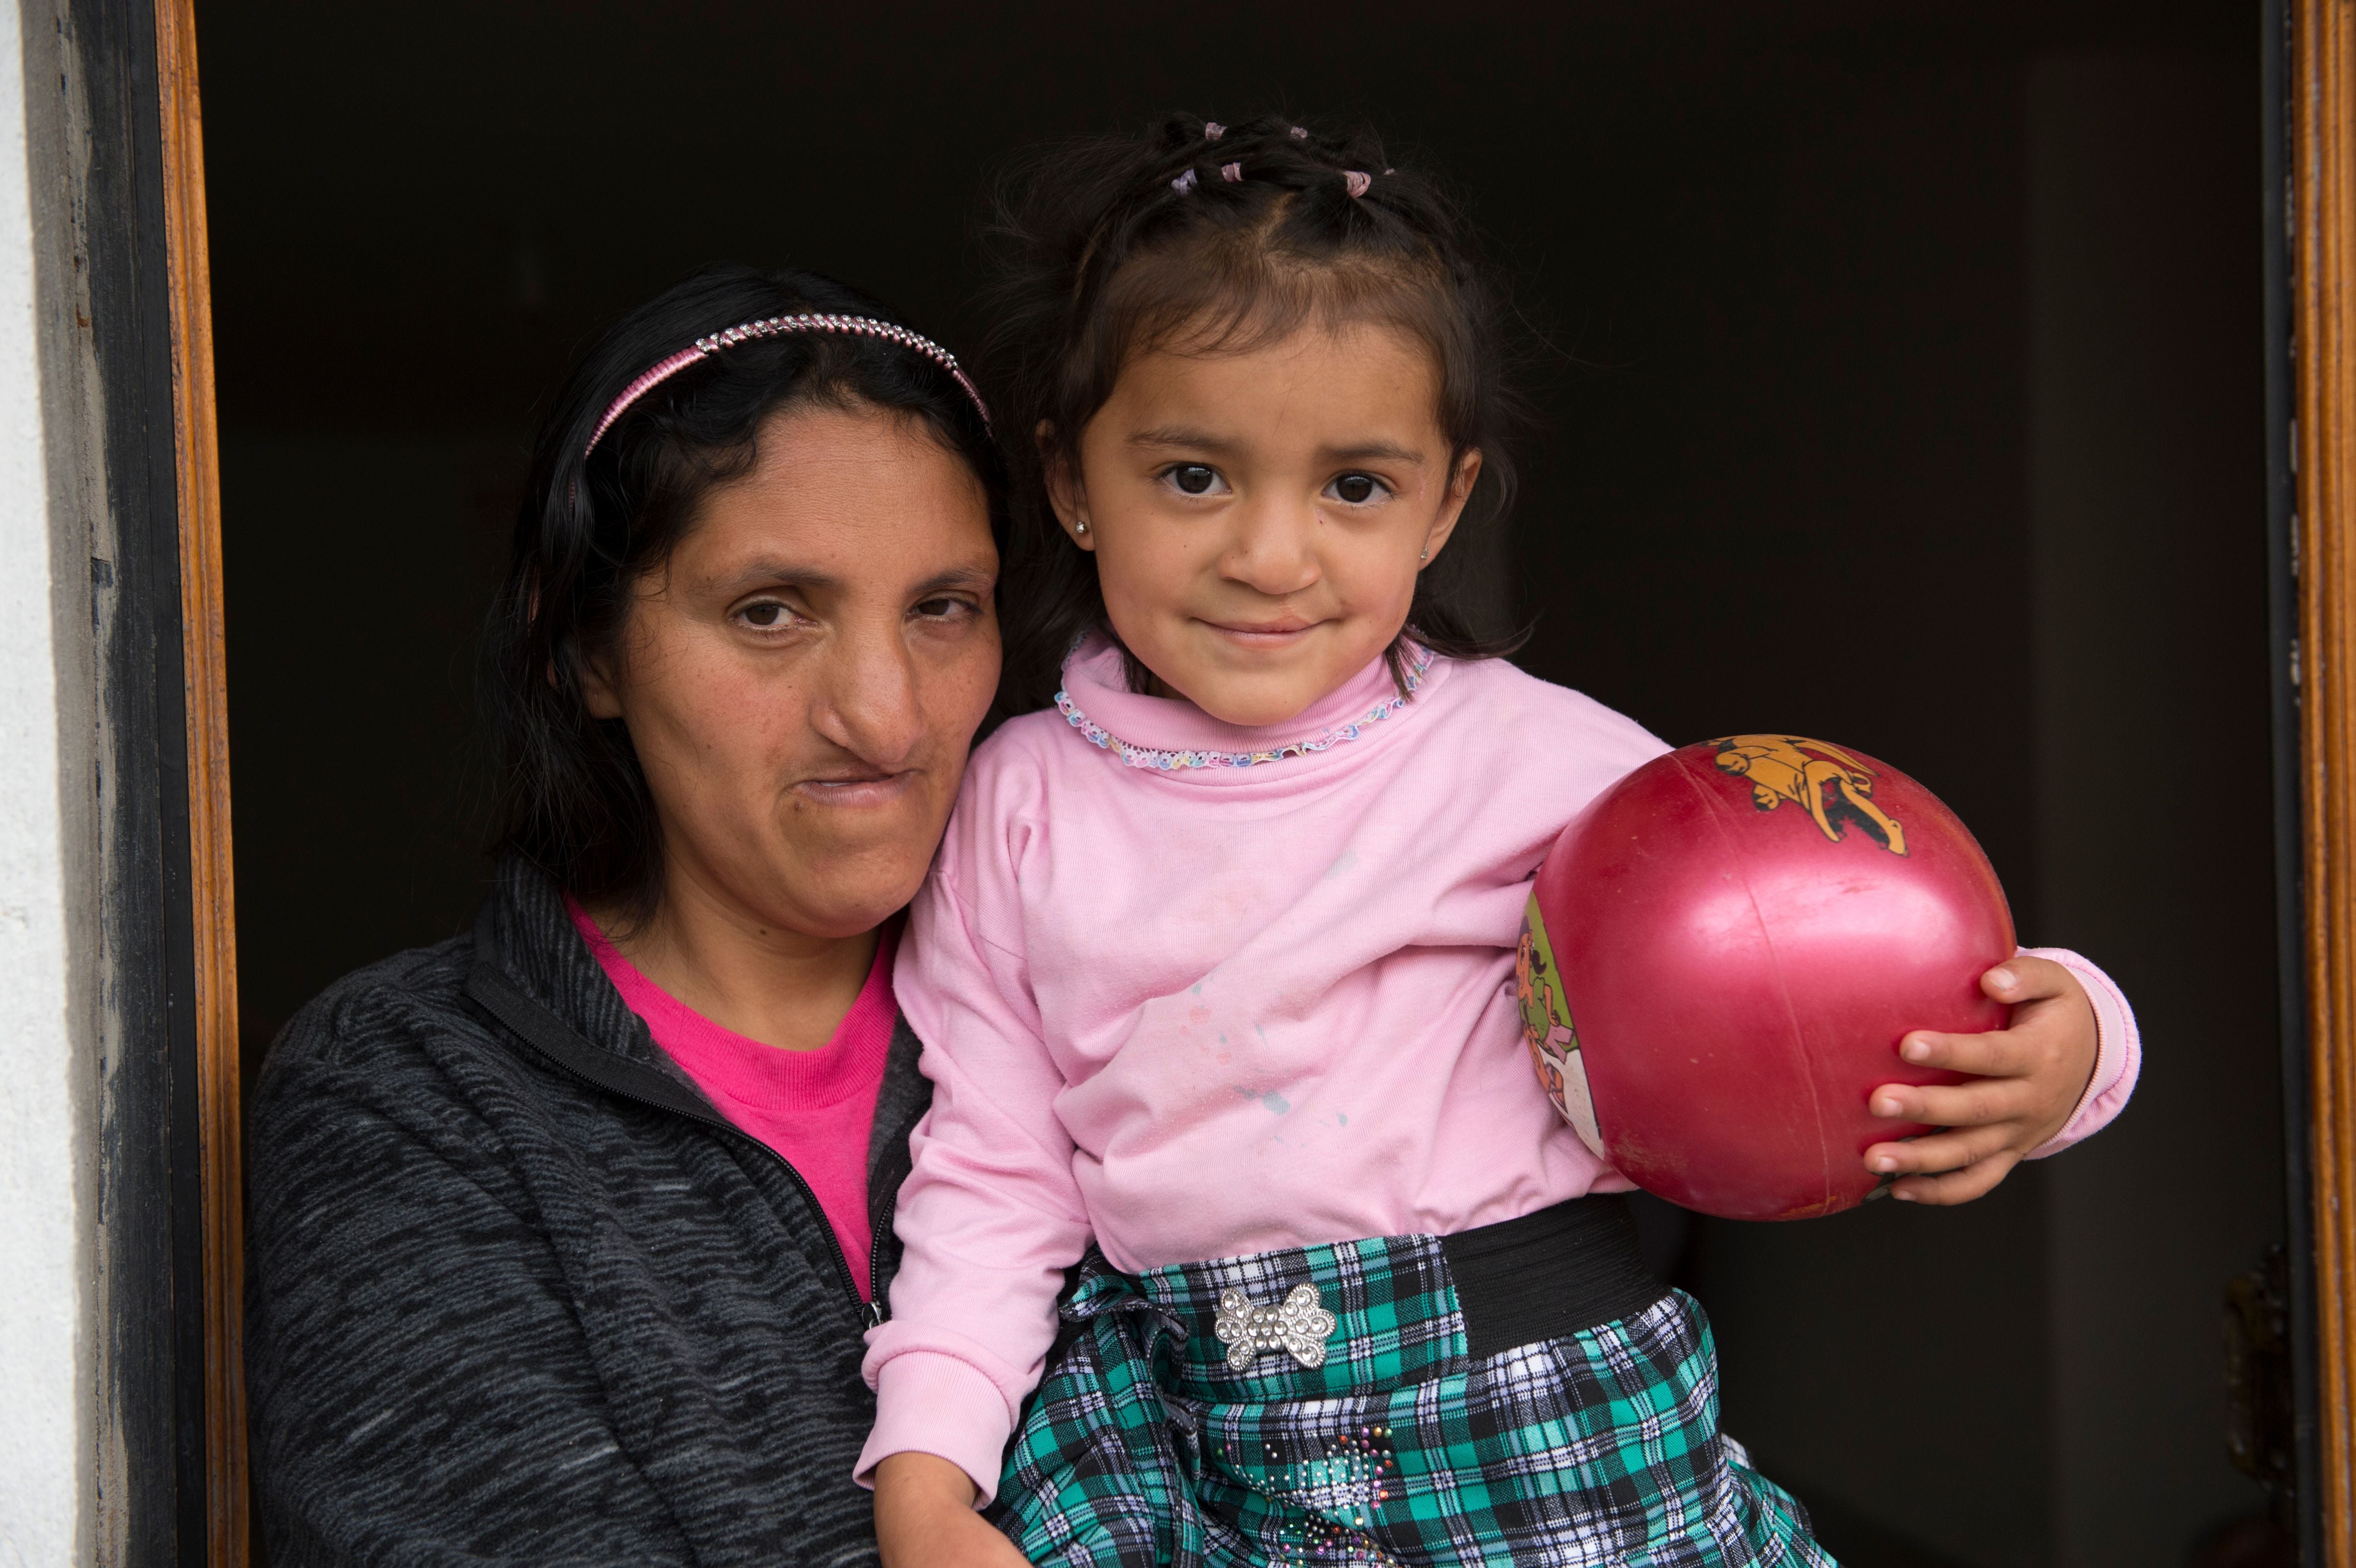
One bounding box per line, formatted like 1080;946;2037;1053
862;116;2140;1566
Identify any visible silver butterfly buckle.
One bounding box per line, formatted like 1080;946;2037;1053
1213;1283;1339;1371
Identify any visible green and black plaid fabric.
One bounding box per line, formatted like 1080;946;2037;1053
991;1234;1832;1567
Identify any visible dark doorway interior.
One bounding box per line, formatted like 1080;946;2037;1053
201;4;2277;1564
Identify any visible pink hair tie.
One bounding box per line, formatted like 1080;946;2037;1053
1220;161;1244;183
1204;122;1226;140
583;313;990;456
1288;126;1309;139
1342;170;1372;199
1171;167;1199;195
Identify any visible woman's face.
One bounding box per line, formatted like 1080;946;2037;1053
584;402;999;940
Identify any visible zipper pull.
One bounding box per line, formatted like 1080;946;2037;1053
867;1298;887;1329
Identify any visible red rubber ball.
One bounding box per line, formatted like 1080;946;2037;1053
1517;735;2014;1221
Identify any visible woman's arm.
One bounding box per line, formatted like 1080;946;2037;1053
247;1024;691;1568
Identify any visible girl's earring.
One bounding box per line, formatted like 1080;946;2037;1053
1419;546;1429;562
1076;521;1091;536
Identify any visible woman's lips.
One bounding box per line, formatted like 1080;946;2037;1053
792;772;916;808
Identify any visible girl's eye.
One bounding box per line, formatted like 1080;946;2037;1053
1166;463;1223;496
1328;472;1389;505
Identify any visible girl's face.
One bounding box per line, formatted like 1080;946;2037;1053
583;403;999;940
1050;323;1479;727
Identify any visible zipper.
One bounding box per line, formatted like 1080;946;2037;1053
527;1044;875;1326
865;1199;894;1329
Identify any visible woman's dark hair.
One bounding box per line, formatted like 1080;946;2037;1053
483;263;1005;923
983;111;1534;709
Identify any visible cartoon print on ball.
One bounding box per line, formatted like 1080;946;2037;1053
1517;895;1603;1157
1711;734;1909;855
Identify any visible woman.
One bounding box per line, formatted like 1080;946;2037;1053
244;264;1006;1564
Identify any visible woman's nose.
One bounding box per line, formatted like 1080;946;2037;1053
810;623;926;766
1220;498;1321;598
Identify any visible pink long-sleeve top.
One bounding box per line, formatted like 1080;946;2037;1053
860;638;2142;1497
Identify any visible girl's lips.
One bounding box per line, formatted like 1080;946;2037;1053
1202;618;1320;646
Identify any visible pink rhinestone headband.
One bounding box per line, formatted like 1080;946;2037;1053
583;312;991;456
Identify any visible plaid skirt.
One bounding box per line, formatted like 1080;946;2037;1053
989;1225;1832;1567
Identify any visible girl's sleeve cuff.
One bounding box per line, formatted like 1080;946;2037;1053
855;1349;1017;1505
2019;945;2141;1158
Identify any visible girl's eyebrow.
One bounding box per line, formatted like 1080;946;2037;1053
1126;427;1427;467
1127;425;1237;453
1323;440;1427;466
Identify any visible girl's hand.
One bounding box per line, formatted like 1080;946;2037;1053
1861;956;2099;1205
874;1451;1030;1568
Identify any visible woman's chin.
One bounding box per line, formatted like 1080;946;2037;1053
752;824;938;933
791;882;926;941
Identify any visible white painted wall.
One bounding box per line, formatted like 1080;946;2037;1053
0;0;91;1558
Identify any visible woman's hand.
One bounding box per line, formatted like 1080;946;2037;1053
1862;956;2099;1205
874;1451;1031;1568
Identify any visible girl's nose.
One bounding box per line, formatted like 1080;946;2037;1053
1220;499;1322;598
809;620;925;768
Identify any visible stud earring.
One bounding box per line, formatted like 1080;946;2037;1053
1076;521;1091;536
1419;546;1428;561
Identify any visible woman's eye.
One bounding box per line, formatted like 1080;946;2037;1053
1329;472;1388;505
913;596;971;619
737;601;796;630
1167;464;1222;496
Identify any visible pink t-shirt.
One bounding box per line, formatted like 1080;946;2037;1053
860;638;2142;1497
570;900;898;1301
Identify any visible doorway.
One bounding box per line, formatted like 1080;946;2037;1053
199;4;2279;1563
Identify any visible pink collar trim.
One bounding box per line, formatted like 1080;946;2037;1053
1052;637;1436;771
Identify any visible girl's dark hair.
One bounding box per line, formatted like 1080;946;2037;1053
983;111;1533;710
483;263;1005;924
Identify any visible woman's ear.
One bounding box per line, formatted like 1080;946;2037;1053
1038;421;1097;553
1419;448;1483;567
574;640;626;720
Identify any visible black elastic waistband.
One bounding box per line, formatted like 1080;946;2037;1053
1437;1195;1670;1359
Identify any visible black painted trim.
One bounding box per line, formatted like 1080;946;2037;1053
66;0;208;1561
2260;1;2324;1560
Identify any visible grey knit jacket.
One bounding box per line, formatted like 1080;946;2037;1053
245;859;930;1566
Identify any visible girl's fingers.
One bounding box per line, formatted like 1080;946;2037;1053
1855;961;2087;1210
1889;1150;2019;1206
1984;954;2071;1004
1864;1120;2016;1176
1871;1073;2037;1128
1896;1027;2034;1079
1901;957;2081;1074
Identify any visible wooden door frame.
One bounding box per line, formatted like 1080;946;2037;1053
154;1;242;1562
38;0;241;1560
2290;2;2356;1564
82;2;2356;1565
